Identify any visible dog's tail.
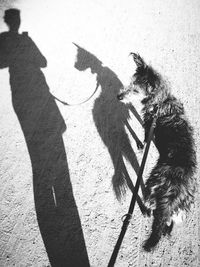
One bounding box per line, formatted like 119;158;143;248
143;206;174;252
143;163;195;251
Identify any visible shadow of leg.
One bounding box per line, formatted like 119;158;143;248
33;137;90;267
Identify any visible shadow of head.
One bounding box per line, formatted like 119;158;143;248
4;8;21;32
73;43;103;74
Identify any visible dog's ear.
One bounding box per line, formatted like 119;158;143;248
130;53;146;68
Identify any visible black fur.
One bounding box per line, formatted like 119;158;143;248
118;53;196;251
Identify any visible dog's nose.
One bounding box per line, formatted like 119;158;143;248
117;93;124;100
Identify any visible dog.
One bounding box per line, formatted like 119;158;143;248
117;53;196;251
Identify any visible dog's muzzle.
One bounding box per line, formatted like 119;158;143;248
117;87;132;101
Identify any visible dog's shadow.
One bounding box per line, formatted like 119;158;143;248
74;44;148;213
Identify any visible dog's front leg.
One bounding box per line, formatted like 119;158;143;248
143;119;152;143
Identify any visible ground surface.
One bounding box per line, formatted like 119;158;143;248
0;0;200;266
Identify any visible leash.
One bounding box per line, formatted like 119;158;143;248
51;82;100;106
107;105;160;267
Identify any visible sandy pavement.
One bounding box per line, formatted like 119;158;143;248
0;0;200;266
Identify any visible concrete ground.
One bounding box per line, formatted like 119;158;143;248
0;0;200;266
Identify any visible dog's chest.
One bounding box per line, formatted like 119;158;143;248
143;104;157;122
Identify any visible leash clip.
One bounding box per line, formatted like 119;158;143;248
121;213;132;223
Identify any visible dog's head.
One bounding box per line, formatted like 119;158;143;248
117;53;160;101
73;43;102;74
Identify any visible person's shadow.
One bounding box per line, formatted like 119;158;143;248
74;44;148;215
0;9;90;267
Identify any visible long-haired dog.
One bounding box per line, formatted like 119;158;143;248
117;53;196;251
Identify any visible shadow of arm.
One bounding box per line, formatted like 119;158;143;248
0;33;9;68
22;32;47;68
